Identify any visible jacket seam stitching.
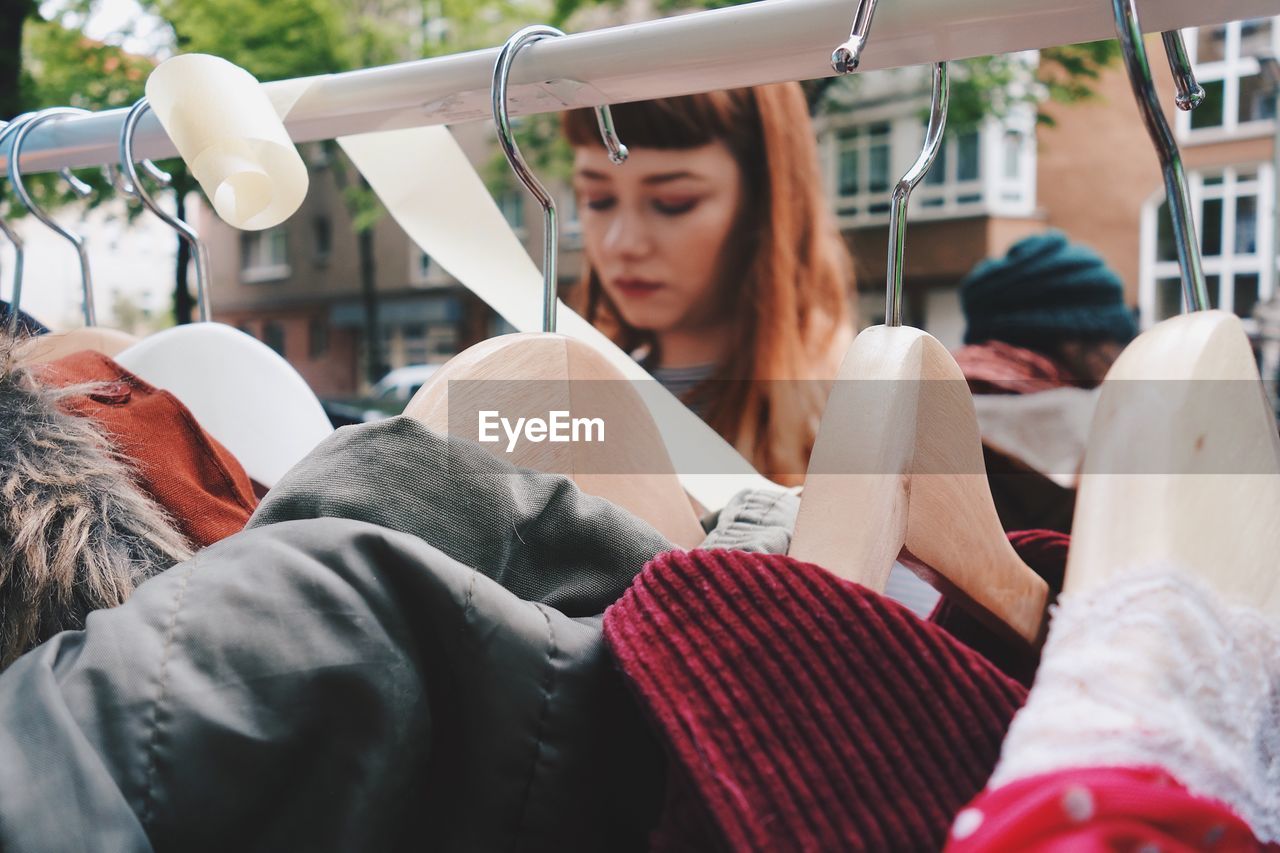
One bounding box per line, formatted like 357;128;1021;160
465;568;477;620
139;558;198;827
509;603;558;852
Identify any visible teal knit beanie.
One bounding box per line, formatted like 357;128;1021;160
960;231;1138;349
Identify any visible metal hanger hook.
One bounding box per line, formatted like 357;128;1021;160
121;96;211;322
7;107;99;326
0;117;31;335
492;24;628;333
1161;30;1206;111
832;0;880;74
885;62;948;327
1113;0;1207;312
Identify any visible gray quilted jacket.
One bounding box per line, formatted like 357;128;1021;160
0;418;796;851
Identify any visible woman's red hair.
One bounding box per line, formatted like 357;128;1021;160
563;83;855;484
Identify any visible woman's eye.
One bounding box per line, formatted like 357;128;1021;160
653;198;698;215
585;197;617;212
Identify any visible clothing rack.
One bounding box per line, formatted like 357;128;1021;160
2;0;1271;175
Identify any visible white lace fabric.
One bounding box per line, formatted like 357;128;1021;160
987;565;1280;843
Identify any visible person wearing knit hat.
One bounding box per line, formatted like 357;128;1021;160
953;232;1137;535
957;231;1138;390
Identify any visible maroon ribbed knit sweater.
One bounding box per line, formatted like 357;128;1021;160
603;548;1049;852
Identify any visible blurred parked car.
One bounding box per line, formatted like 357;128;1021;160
370;364;440;403
320;364;442;428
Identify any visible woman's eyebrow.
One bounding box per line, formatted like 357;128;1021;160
575;169;703;184
642;171;700;185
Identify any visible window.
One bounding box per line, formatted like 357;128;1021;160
402;323;429;364
426;325;459;358
834;122;891;217
262;321;286;356
312;216;332;264
392;322;458;365
1183;18;1279;138
913;126;987;210
1143;166;1272;325
1197;25;1227;63
308;317;329;359
1002;131;1022;181
561;191;583;247
240;227;290;283
924;139;946;187
498;190;525;232
1190;80;1227;131
827;97;1033;223
410;249;442;287
956;131;980;182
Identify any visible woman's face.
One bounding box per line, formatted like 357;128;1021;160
572;141;743;333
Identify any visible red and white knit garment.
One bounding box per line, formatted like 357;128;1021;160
948;566;1279;852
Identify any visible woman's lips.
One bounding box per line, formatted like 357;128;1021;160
613;278;664;298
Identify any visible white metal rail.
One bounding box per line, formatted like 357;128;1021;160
3;0;1275;174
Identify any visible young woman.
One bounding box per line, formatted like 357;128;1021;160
563;83;855;485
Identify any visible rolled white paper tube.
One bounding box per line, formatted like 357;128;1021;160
146;54;308;230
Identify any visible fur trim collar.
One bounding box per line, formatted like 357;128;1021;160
0;334;191;668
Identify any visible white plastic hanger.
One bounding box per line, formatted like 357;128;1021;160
789;59;1049;645
113;97;333;487
5;109;141;362
1065;0;1280;617
404;26;705;548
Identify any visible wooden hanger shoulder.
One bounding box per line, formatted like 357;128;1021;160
1066;310;1280;617
791;325;1048;644
789;326;921;590
16;327;140;365
405;332;706;548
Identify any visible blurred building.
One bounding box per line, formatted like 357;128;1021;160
199;121;525;398
199;18;1279;396
823;18;1277;344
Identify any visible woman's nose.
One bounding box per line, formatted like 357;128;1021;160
603;204;653;259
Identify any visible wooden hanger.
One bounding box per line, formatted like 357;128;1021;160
405;333;705;548
1066;0;1280;617
16;328;139;364
403;26;704;548
789;62;1048;645
1066;311;1280;615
